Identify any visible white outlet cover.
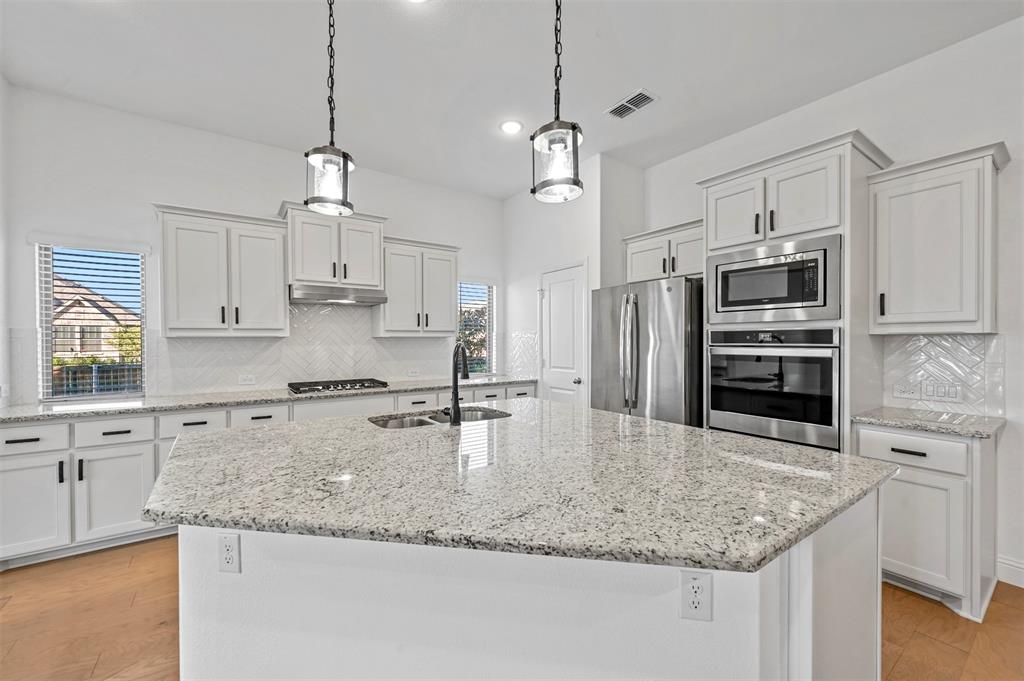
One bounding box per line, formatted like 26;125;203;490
892;382;921;400
679;571;712;621
219;533;241;573
238;374;256;385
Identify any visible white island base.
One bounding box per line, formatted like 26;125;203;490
178;492;880;680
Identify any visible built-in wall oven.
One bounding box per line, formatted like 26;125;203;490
707;234;840;324
708;328;840;450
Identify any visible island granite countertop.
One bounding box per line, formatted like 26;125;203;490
0;375;537;425
143;398;897;572
852;406;1006;439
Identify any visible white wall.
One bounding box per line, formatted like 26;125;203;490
598;156;645;288
0;75;9;407
644;18;1024;584
4;85;504;401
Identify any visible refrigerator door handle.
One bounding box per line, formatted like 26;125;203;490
619;293;630;408
631;293;640;408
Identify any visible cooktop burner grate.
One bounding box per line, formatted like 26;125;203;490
287;378;389;394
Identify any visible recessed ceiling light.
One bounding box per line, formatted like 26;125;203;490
500;120;523;135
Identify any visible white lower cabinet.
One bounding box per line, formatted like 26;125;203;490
507;385;536;399
397;393;436;411
473;387;507;402
0;451;71;559
74;444;156;542
293;396;397;422
230;404;290;428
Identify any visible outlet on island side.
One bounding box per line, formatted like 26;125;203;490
238;374;256;386
679;571;712;621
218;533;241;574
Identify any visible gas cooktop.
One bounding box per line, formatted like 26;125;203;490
287;378;389;395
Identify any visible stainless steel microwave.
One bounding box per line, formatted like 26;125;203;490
707;234;840;324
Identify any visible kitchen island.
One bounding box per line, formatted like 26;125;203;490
144;398;896;680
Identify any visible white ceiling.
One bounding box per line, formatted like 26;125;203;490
2;0;1021;199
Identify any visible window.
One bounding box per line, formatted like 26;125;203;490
38;245;145;399
457;282;496;374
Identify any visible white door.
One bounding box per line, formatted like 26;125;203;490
383;245;423;332
670;228;704;277
0;452;71;559
163;216;229;330
881;466;966;595
541;265;588;406
339;219;383;288
230;226;287;330
765;153;841;238
625;238;668;283
291;213;340;284
873;164;980;326
705;175;765;250
422;249;457;332
74;444;155;542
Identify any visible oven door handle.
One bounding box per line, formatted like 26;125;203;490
630;294;640;409
708;346;837;357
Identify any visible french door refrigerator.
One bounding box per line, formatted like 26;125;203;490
591;277;703;425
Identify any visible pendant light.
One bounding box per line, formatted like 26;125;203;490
305;0;355;216
531;0;583;203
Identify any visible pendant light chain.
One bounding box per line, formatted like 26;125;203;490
553;0;562;120
327;0;337;146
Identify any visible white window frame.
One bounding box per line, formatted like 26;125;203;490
457;280;499;376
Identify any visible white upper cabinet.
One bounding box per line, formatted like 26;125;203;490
159;205;288;337
705;175;765;250
373;238;459;337
291;212;340;284
869;144;1008;334
281;202;384;290
339;218;383;288
623;220;703;283
765;153;841;238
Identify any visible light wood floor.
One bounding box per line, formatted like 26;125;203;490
2;536;1022;680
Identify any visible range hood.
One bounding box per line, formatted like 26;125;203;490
288;284;387;306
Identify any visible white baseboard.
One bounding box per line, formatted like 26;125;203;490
0;526;177;572
997;554;1024;588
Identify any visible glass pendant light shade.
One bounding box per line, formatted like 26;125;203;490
305;144;354;216
531;120;583;203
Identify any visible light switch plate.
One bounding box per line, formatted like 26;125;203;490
892;382;921;400
238;374;256;386
922;381;963;403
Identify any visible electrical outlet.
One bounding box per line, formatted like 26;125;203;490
238;374;256;386
679;571;712;621
218;533;241;573
892;382;921;400
406;369;421;377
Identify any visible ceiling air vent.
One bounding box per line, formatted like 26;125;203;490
606;89;658;119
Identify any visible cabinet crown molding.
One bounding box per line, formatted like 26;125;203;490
154;204;285;229
277;200;388;224
867;142;1011;184
623;219;702;244
383;235;460;253
696;129;892;189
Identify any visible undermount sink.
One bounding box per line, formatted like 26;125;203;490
428;408;511;424
368;407;512;429
368;415;437;429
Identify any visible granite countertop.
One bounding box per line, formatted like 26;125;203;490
0;375;537;425
143;398;897;573
852;406;1006;439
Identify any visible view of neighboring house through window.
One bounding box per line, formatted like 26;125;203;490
38;245;145;399
457;282;495;374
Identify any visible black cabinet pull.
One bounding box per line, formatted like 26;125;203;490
343;263;348;279
879;293;886;317
425;313;429;327
58;460;65;484
671;256;676;273
411;400;426;406
332;262;337;278
183;421;208;427
662;257;667;274
516;392;528;397
250;414;273;420
891;447;927;458
235;307;240;324
769;209;775;232
416;312;421;327
4;437;41;444
102;429;131;436
485;394;498;399
78;459;84;481
754;213;760;235
221;306;226;324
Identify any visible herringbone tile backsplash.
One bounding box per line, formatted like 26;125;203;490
883;334;1005;416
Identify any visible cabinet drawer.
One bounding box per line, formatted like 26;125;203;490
397;393;437;411
230;405;290;428
858;427;967;476
507;385;536;399
293;396;396;422
435;392;467;407
1;423;70;456
75;417;155;449
473;387;507;402
158;410;228;439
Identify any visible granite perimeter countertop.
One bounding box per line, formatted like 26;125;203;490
852;406;1006;439
0;376;537;425
143;398;897;572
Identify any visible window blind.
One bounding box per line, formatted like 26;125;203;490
457;282;495;374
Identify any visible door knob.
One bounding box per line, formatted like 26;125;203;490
572;377;582;385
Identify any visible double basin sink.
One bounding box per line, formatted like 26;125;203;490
369;407;511;429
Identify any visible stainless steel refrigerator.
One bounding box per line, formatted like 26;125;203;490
591;277;703;425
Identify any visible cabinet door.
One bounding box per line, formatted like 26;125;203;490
625;238;669;283
422;249;458;332
0;452;71;559
765;153;841;237
230;226;287;330
670;228;704;277
881;466;966;596
873;165;980;326
705;175;765;250
382;245;423;332
74;444;155;542
291;213;340;284
163;216;229;330
339;219;383;289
